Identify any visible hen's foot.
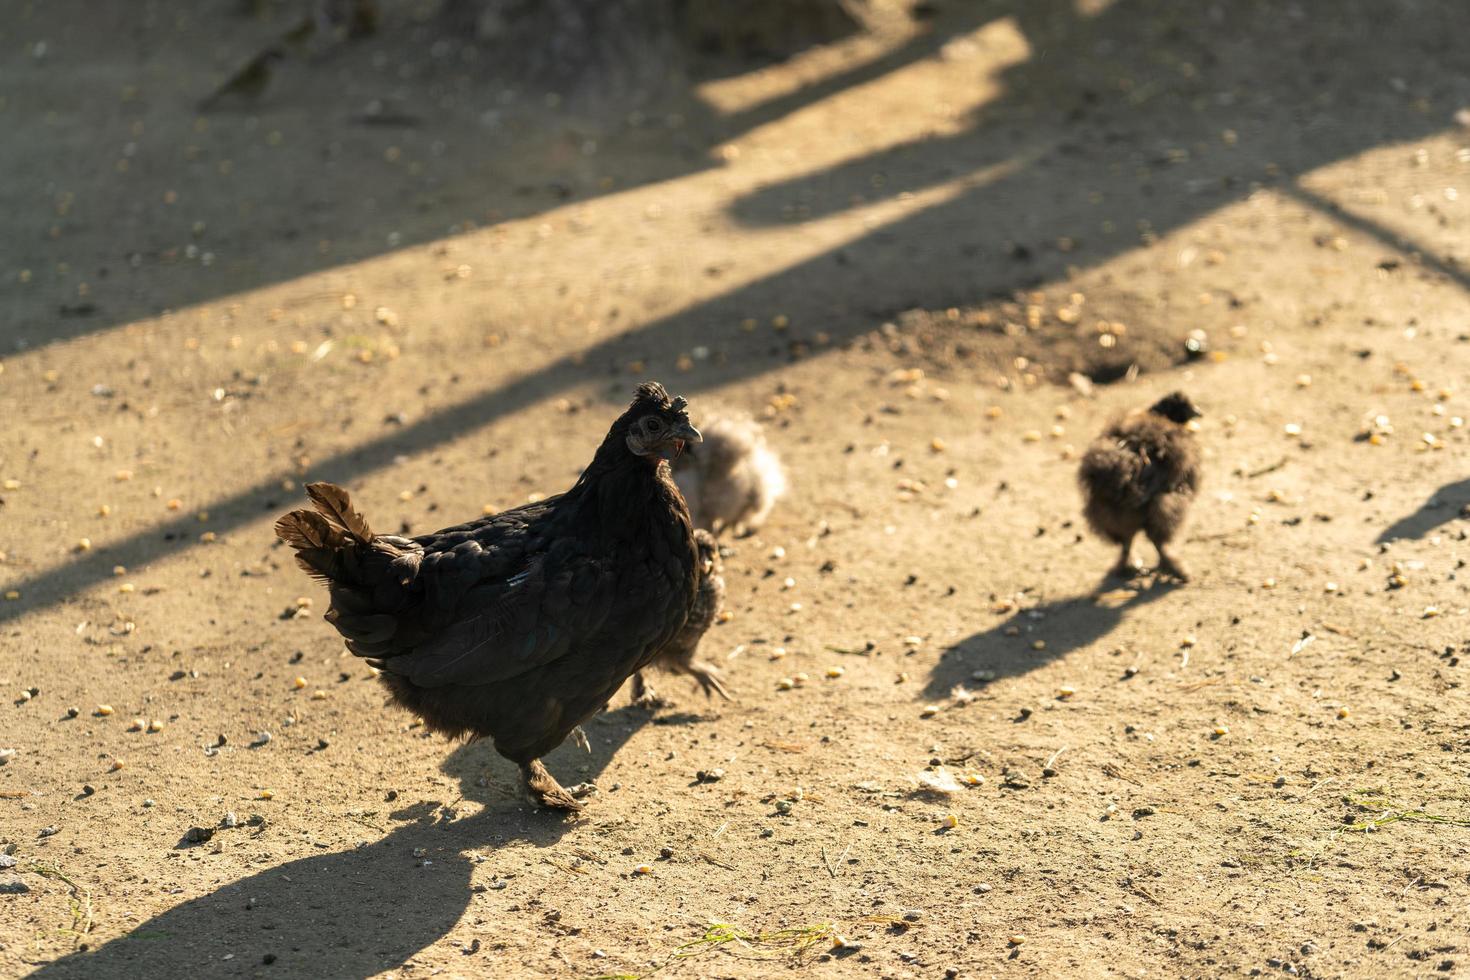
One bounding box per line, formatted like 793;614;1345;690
520;759;582;812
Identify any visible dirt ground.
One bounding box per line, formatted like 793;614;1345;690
4;1;1470;977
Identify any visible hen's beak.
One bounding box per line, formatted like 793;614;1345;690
658;421;701;463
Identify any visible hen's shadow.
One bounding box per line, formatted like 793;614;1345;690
923;578;1178;700
28;706;651;980
1376;477;1470;544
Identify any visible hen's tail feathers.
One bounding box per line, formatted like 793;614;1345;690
305;481;375;543
274;483;374;584
273;510;354;583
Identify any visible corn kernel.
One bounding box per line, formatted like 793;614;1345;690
633;864;654;875
1336;707;1350;719
128;718;145;731
1213;725;1229;736
941;813;959;829
1057;685;1076;699
920;704;940;718
96;704;115;716
293;676;307;689
825;667;845;679
147;718;164;732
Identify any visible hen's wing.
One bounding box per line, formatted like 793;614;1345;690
386;541;622;687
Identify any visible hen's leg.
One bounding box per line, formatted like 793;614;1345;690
1108;534;1141;578
520;759;582;812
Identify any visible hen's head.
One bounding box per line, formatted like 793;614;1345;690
1148;391;1202;425
621;382;703;463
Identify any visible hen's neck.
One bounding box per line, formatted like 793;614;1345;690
572;450;690;543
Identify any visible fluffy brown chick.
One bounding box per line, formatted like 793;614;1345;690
631;529;728;706
1078;391;1203;581
672;413;785;536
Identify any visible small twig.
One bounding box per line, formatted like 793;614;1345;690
1043;746;1068;770
700;853;737;872
1379;934;1407;953
1247;457;1289;478
1101;762;1142;787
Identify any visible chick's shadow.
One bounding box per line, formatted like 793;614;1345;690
29;707;651;980
1376;477;1470;544
923;579;1178;701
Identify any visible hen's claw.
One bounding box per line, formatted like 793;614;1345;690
569;726;591;753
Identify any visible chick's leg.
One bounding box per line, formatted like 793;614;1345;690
688;661;732;700
520;759;582;812
1108;534;1142;578
631;671;671;710
1153;543;1190;582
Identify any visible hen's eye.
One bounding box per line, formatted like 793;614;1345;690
645;418;663;432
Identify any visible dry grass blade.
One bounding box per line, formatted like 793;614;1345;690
27;863;94;941
1338;792;1470;833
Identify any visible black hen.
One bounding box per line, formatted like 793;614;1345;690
275;382;702;811
631;528;728;706
1078;391;1203;581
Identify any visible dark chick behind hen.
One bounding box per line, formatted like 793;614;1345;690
632;528;728;706
274;382;702;811
1078;391;1202;581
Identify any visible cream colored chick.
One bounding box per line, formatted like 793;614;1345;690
673;412;786;536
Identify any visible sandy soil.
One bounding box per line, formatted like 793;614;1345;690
3;1;1470;977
